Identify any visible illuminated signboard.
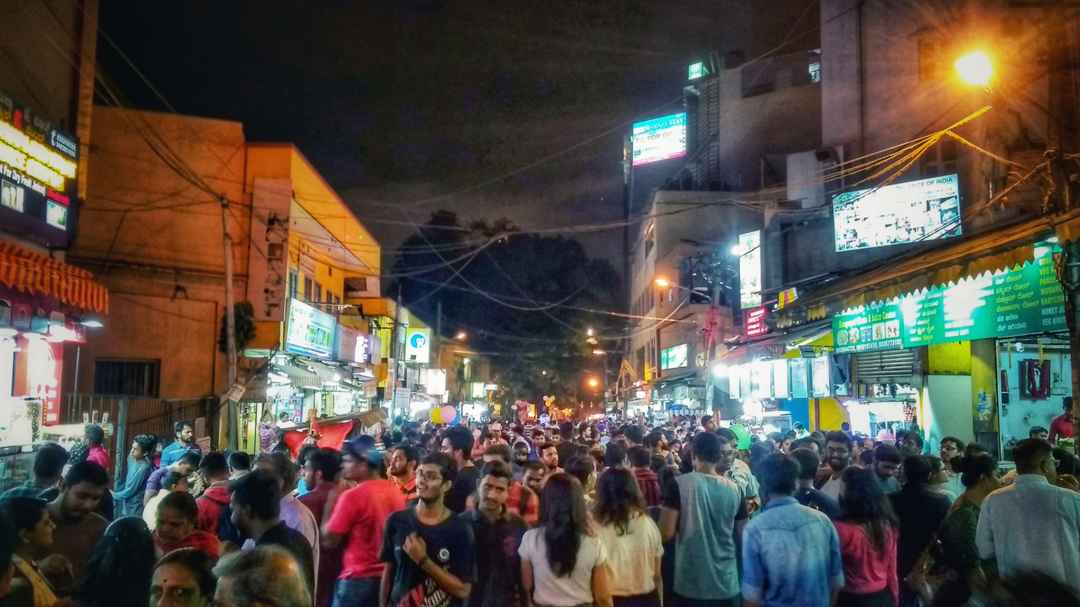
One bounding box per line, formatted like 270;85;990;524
660;344;689;370
772;359;790;398
285;299;336;358
0;92;78;247
405;328;431;364
744;306;768;337
811;356;832;397
789;358;809;399
688;61;709;80
631;113;687;166
834;242;1066;353
833;174;961;252
738;230;762;308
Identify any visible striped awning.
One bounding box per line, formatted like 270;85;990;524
0;241;109;314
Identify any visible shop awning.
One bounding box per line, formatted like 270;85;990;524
0;241;108;313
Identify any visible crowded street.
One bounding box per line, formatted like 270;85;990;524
3;1;1080;606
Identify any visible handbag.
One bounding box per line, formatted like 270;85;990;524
904;533;956;604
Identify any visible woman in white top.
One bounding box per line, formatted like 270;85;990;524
593;468;663;607
520;472;613;607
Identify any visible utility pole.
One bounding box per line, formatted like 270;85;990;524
389;283;404;420
220;195;238;450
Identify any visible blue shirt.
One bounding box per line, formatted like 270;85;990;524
159;441;196;468
668;471;746;600
741;496;844;607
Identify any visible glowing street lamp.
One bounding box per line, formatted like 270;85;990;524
955;50;994;88
654;276;671;288
455;331;468;340
587;377;600;389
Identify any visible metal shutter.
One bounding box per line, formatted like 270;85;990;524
854;350;917;384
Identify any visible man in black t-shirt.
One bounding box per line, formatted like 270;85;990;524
461;460;528;607
790;448;842;520
380;453;476;607
441;426;479;513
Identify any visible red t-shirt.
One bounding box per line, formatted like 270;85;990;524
326;478;406;580
1050;414;1076;441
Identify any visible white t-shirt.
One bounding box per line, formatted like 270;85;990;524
519;528;607;606
595;513;663;596
820;476;845;501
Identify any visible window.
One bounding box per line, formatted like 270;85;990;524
808;61;821;83
288;269;299;301
94;360;160;397
921;138;959;177
345;276;369;297
313;283;323;304
303;275;313;300
644;222;656;258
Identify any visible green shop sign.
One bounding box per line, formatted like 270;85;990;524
834;242;1066;353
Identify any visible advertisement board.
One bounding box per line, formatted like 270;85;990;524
790;358;809;399
773;359;790;398
631;113;687;166
744;306;768;337
833;174;961;252
336;325;369;364
738;231;762;308
811;356;832;397
833;242;1066;353
660;344;689;370
285;299;336;358
405;328;431;364
0;92;79;247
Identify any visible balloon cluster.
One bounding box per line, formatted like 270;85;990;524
430;405;458;424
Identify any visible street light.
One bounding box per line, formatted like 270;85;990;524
954;50;994;88
586;327;595;337
455;331;467;340
654;276;672;288
587;377;600;389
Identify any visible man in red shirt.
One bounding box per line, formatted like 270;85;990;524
629;446;662;507
323;440;405;607
1050;397;1076;443
195;451;230;536
388;444;418;502
301;448;342;607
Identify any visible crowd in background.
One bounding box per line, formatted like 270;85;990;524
0;413;1076;607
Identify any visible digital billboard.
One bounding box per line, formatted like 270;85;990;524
631;113;687;167
833;174;961;252
660;344;688;370
0;92;79;247
738;230;762;308
285;299;336;359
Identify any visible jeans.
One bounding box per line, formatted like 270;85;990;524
332;577;380;607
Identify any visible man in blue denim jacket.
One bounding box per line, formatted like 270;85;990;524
741;453;844;607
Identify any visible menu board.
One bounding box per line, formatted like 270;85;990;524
834;243;1066;353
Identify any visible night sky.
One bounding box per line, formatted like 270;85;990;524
100;1;816;266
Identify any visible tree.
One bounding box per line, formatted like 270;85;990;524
218;301;257;355
390;211;622;408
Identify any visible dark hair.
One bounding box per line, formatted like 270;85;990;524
33;442;69;479
178;451;202;468
650;454;666;473
559;422;574;439
692;431;722;463
230;470;281;520
791;437;817;452
268;452;299;489
859;450;875;466
790;448;820;480
78;517;156;607
155;547;217;600
523;461;546;474
483;443;512;464
627;446;651;468
394;443;420;464
1064;396;1073;412
700;415;712;426
644;430;664;450
539;473;587;577
65;461;109;489
901;455;933;488
199;451;228;477
296;445;319;467
307;448;341;482
228;451;251;472
480;460;512;482
839;467;897;553
1029;426;1049;438
624;425;644;445
565;456;594;488
159;491;198;523
874;444;902;464
133;434;158;456
85;424;105;446
940;436;965;451
1;497;48;539
420;453;457;485
162;471;188;491
539;442;557;454
1013;438;1053;474
759;454;799;496
954;451;998;488
443;426;474;457
825;431;852;449
714;427;737;444
905;432;925;448
174;421;193;437
604;442;628;468
593;468;644;535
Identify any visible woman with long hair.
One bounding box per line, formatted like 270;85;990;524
835;467;899;607
1;497;60;606
75;517;156;607
593;469;662;607
519;473;613;607
932;451;1002;607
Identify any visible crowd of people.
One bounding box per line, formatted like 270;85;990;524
0;415;1077;607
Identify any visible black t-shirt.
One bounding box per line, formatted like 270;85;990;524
380;506;477;607
794;486;843;520
444;464;480;513
460;510;528;607
257;521;315;600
